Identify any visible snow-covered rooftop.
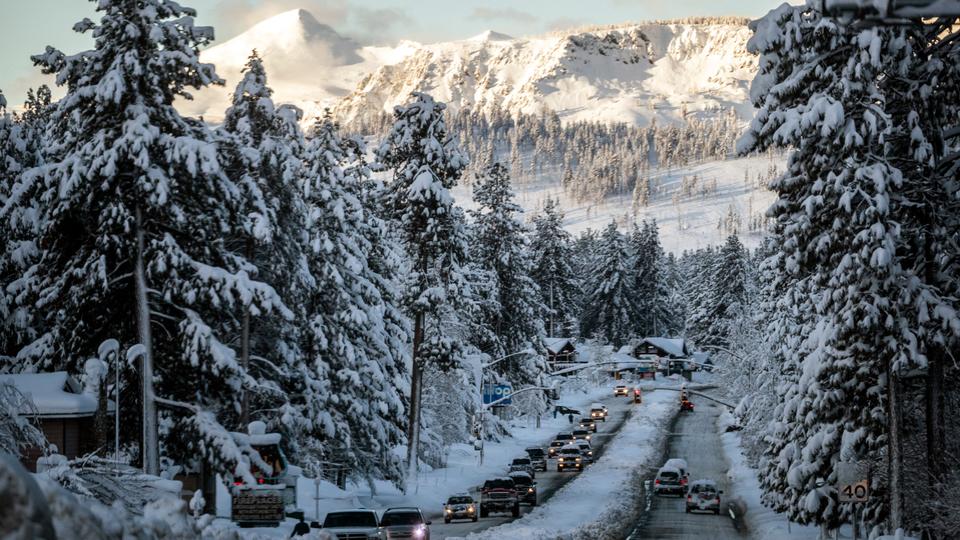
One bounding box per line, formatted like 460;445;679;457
544;337;575;354
638;337;688;358
0;371;106;418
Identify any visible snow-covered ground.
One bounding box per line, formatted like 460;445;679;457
451;153;783;253
462;388;674;539
226;377;618;537
717;410;818;540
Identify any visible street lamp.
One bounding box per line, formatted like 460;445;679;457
475;348;539;465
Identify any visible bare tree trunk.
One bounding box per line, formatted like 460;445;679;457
887;364;904;532
135;206;159;476
922;230;946;490
405;311;425;489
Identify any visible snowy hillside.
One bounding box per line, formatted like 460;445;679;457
452;153;782;254
336;18;756;127
180;10;756;127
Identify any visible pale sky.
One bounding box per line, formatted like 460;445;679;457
0;0;793;106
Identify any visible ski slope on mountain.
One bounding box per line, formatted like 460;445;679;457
180;9;756;128
452;153;782;254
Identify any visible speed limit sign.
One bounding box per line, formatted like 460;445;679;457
837;462;869;502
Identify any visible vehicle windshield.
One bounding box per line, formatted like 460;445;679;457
526;448;544;457
691;485;717;495
550;440;566;447
512;458;530;465
556;433;572;440
484;479;515;490
510;475;532;486
447;496;473;504
574;430;588;436
323;512;378;528
380;511;422;526
560;449;580;455
659;471;679;481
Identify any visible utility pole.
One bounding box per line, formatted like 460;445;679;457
134;207;159;476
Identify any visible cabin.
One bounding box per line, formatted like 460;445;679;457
0;371;113;472
544;337;580;372
631;337;691;360
606;350;658;380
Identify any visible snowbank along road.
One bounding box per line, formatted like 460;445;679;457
630;401;744;539
426;394;635;539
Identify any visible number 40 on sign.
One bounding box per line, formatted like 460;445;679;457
837;462;870;503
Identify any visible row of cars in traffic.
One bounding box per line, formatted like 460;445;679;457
443;402;611;524
653;457;724;514
312;402;614;538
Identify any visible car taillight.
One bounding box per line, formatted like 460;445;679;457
687;496;692;502
655;479;660;485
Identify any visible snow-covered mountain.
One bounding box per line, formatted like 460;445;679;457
181;10;757;127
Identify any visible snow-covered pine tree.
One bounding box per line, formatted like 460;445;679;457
629;219;673;338
219;50;305;429
681;246;716;346
530;198;581;337
579;222;638;347
701;235;748;348
739;3;960;530
469;162;547;388
19;0;288;477
298;112;408;486
375;92;469;482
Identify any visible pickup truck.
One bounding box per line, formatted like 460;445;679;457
480;477;520;517
525;447;547;472
508;471;537;506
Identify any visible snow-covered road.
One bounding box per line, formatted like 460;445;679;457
427;393;637;539
628;401;744;539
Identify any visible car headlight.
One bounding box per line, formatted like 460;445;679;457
445;508;452;514
528;487;534;493
413;525;426;537
467;505;475;513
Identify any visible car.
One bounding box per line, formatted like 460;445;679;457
664;458;689;487
508;470;538;506
480;477;520;517
556;446;583;472
443;494;478;523
654;466;685;496
321;509;383;539
686;479;723;514
590;403;607;422
680;399;695;412
572;429;592;442
509;457;535;479
555;405;581;416
380;507;431;539
578;417;597;432
547;439;567;457
614;385;629;397
525;447;547;471
572;440;594;463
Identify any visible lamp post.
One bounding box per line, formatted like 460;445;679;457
476;348;538;465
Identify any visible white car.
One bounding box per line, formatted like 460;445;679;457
321;509;383;539
614;385;629;397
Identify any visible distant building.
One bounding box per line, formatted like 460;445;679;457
631;337;691;360
0;371;113;471
544;337;580;373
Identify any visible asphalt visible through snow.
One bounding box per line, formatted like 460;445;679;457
427;393;637;539
628;401;745;540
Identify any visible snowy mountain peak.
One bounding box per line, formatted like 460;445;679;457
468;30;515;42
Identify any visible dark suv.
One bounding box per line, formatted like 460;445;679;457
525;447;547;471
380;507;431;539
480;477;520;517
509;471;537;506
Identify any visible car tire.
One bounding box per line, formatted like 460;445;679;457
480;505;488;518
714;508;720;515
444;518;451;524
472;517;478;522
512;504;520;518
685;507;691;514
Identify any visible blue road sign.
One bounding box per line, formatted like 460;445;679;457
482;384;513;405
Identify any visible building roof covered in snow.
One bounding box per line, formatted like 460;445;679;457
0;371;107;418
544;337;575;355
634;337;690;358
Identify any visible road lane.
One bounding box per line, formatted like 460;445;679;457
630;401;744;540
427;393;638;539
